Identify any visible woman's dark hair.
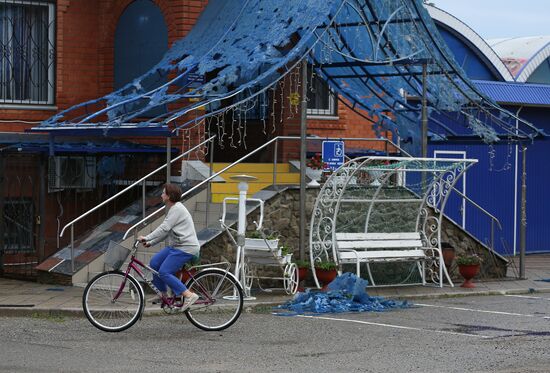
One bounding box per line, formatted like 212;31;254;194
163;183;182;203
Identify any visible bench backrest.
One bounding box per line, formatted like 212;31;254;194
335;232;423;250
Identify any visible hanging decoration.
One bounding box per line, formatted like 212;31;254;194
35;0;541;148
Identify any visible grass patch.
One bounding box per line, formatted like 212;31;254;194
31;312;66;323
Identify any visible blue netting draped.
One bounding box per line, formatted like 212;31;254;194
275;273;409;315
38;0;540;145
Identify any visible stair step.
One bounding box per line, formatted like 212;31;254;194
194;202;224;213
211;182;272;194
212;163;290;173
217;172;299;183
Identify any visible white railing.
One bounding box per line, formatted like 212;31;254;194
59;133;501;273
60;135;216;272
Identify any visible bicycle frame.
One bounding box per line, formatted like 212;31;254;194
112;241;227;309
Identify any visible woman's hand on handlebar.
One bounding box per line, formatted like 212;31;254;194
138;236;151;247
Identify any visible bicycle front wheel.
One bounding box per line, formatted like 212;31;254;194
184;268;243;331
82;271;144;332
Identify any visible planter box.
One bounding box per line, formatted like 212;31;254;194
244;238;279;252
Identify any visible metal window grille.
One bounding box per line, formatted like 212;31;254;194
0;0;55;105
2;199;34;253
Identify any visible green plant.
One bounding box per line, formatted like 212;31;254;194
184;256;201;269
280;244;292;256
314;261;337;271
293;259;310;269
456;253;482;266
246;231;278;240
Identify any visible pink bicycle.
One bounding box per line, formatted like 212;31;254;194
82;240;243;332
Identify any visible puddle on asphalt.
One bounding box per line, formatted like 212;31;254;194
443;323;550;338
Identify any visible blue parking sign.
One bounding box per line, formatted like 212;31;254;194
322;141;345;170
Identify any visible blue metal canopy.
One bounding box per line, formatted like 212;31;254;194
34;0;542;148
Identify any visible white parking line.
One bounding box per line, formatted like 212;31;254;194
297;314;490;339
415;303;543;318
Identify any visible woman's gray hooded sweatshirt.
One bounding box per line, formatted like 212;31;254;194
144;202;200;256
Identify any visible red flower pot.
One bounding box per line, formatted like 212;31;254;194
441;247;455;269
298;267;309;282
458;264;480;288
315;268;337;289
180;268;197;283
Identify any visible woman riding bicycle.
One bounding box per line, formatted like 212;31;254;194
138;183;200;311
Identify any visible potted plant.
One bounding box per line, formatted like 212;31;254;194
456;253;482;288
293;259;311;282
306;153;326;187
314;260;338;288
179;257;201;283
441;242;455;270
279;244;293;264
245;231;279;253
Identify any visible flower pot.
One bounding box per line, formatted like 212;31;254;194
244;238;279;252
180;268;197;283
307;169;323;187
458;264;480;288
315;268;337;289
368;170;384;186
441;246;455;269
297;267;309;282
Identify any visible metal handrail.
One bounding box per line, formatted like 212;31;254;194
123;136;408;240
60;135;215;237
123;136;280;239
61;135;215;272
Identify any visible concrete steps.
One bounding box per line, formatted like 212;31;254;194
210;162;299;203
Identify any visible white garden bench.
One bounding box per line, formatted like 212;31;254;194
335;232;447;287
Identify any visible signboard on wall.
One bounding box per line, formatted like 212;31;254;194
322;141;345;171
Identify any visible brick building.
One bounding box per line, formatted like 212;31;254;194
0;0;385;280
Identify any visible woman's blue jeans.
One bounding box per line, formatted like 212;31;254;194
150;247;195;296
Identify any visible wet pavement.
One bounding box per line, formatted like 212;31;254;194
1;254;550;317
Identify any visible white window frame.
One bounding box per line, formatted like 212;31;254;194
307;72;337;118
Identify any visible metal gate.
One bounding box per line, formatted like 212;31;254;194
0;154;40;279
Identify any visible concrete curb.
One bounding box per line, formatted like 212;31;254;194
2;286;549;318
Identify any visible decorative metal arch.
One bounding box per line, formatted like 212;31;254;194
309;156;477;288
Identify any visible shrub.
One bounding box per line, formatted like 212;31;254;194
456;254;482;266
293;259;311;269
314;261;337;271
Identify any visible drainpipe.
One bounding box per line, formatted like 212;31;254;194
519;142;527;279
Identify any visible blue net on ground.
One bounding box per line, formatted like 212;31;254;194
275;273;409;316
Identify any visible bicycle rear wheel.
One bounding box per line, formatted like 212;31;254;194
82;271;144;332
184;268;243;331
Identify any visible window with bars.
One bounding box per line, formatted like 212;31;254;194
2;199;34;252
307;71;337;117
0;0;55;105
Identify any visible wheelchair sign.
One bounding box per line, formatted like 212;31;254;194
322;141;345;170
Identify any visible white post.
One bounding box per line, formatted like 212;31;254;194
230;175;258;300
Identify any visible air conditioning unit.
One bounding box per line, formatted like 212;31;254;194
48;156;96;192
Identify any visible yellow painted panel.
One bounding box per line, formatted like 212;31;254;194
211;163;291;173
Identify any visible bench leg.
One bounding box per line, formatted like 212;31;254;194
366;262;376;286
417;261;426;286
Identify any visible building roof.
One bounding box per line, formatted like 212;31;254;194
488;36;550;82
427;6;514;82
473;80;550;107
